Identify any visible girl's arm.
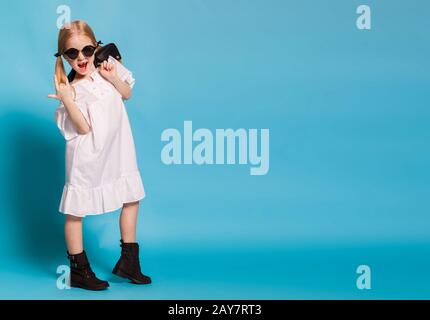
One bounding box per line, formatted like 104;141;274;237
62;95;91;134
48;75;91;134
99;60;132;100
110;74;132;100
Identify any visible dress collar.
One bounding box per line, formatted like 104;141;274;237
71;67;99;86
88;67;99;80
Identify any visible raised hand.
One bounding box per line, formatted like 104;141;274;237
98;60;117;83
47;75;75;102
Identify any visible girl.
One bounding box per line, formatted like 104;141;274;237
48;20;151;290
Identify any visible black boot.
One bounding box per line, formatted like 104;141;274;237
112;240;152;284
67;250;109;291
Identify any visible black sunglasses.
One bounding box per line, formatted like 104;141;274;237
54;41;102;59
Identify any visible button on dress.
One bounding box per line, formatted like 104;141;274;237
54;56;145;217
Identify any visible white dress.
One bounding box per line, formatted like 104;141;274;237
54;56;145;217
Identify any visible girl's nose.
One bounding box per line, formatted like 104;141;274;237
77;51;85;60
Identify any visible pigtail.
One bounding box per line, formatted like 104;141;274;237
55;56;68;84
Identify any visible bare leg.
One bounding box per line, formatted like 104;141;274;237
65;214;83;254
114;201;151;284
120;201;139;243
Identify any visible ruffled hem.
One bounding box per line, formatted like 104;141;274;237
58;171;145;217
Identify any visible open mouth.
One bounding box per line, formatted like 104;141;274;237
77;61;88;71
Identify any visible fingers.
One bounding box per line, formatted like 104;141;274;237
98;60;115;73
72;86;76;100
54;74;60;92
65;76;70;86
47;94;59;100
102;60;114;71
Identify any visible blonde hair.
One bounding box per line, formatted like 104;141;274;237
55;20;98;84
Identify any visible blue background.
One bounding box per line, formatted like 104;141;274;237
0;0;429;299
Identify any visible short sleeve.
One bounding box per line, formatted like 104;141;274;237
108;55;136;89
54;101;89;141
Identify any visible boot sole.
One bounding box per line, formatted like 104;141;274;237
71;282;109;291
112;266;152;284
